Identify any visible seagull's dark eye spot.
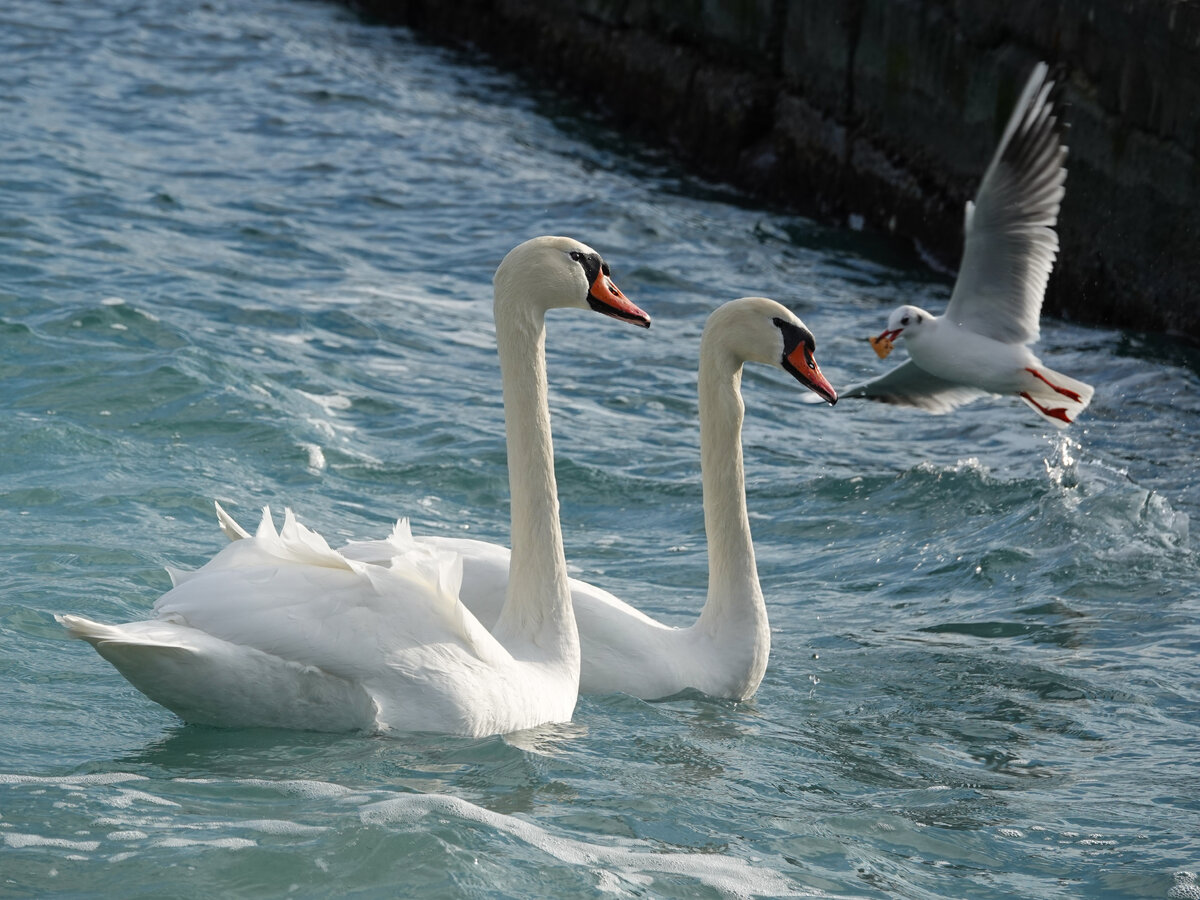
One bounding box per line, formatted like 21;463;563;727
901;315;910;326
916;314;923;324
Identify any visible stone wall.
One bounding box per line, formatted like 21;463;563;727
350;0;1200;338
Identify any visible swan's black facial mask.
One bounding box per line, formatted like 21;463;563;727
569;250;651;328
774;317;838;405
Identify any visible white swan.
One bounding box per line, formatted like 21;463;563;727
222;297;835;700
845;63;1094;427
57;235;651;736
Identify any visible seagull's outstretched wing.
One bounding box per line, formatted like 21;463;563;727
841;361;988;414
944;62;1067;346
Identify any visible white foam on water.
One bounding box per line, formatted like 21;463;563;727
240;819;329;835
5;833;101;852
154;836;257;850
0;772;147;787
360;793;809;898
298;390;353;412
230;778;358;801
106;788;181;809
94;816;178;829
300;441;327;470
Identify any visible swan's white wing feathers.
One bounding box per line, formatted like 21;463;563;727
945;62;1066;346
167;499;253;588
843;360;989;413
415;536;513;629
215;500;251;541
267;507;356;571
153;508;504;685
339;518;417;566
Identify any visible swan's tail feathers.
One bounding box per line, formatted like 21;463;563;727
215;501;251;542
56;614;198;712
57;613;154;646
1018;366;1095;428
55;614;378;731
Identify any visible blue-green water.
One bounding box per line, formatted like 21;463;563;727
3;0;1198;896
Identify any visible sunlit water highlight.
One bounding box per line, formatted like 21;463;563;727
2;0;1198;896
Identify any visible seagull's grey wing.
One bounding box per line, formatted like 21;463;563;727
945;62;1067;346
841;361;989;414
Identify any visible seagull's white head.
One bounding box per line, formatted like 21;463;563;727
882;305;933;341
869;305;935;359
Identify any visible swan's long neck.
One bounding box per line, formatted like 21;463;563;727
693;339;769;687
490;301;579;669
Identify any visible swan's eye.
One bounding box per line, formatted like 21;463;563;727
569;250;584;263
774;317;816;365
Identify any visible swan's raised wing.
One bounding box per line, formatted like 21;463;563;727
155;508;510;680
842;361;988;414
214;500;251;541
944;63;1067;346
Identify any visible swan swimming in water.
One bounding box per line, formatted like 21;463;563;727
220;295;838;701
845;62;1094;427
57;235;651;736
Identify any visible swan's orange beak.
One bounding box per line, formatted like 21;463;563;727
587;271;651;329
783;343;838;405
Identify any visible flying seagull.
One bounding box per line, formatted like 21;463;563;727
845;62;1094;428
